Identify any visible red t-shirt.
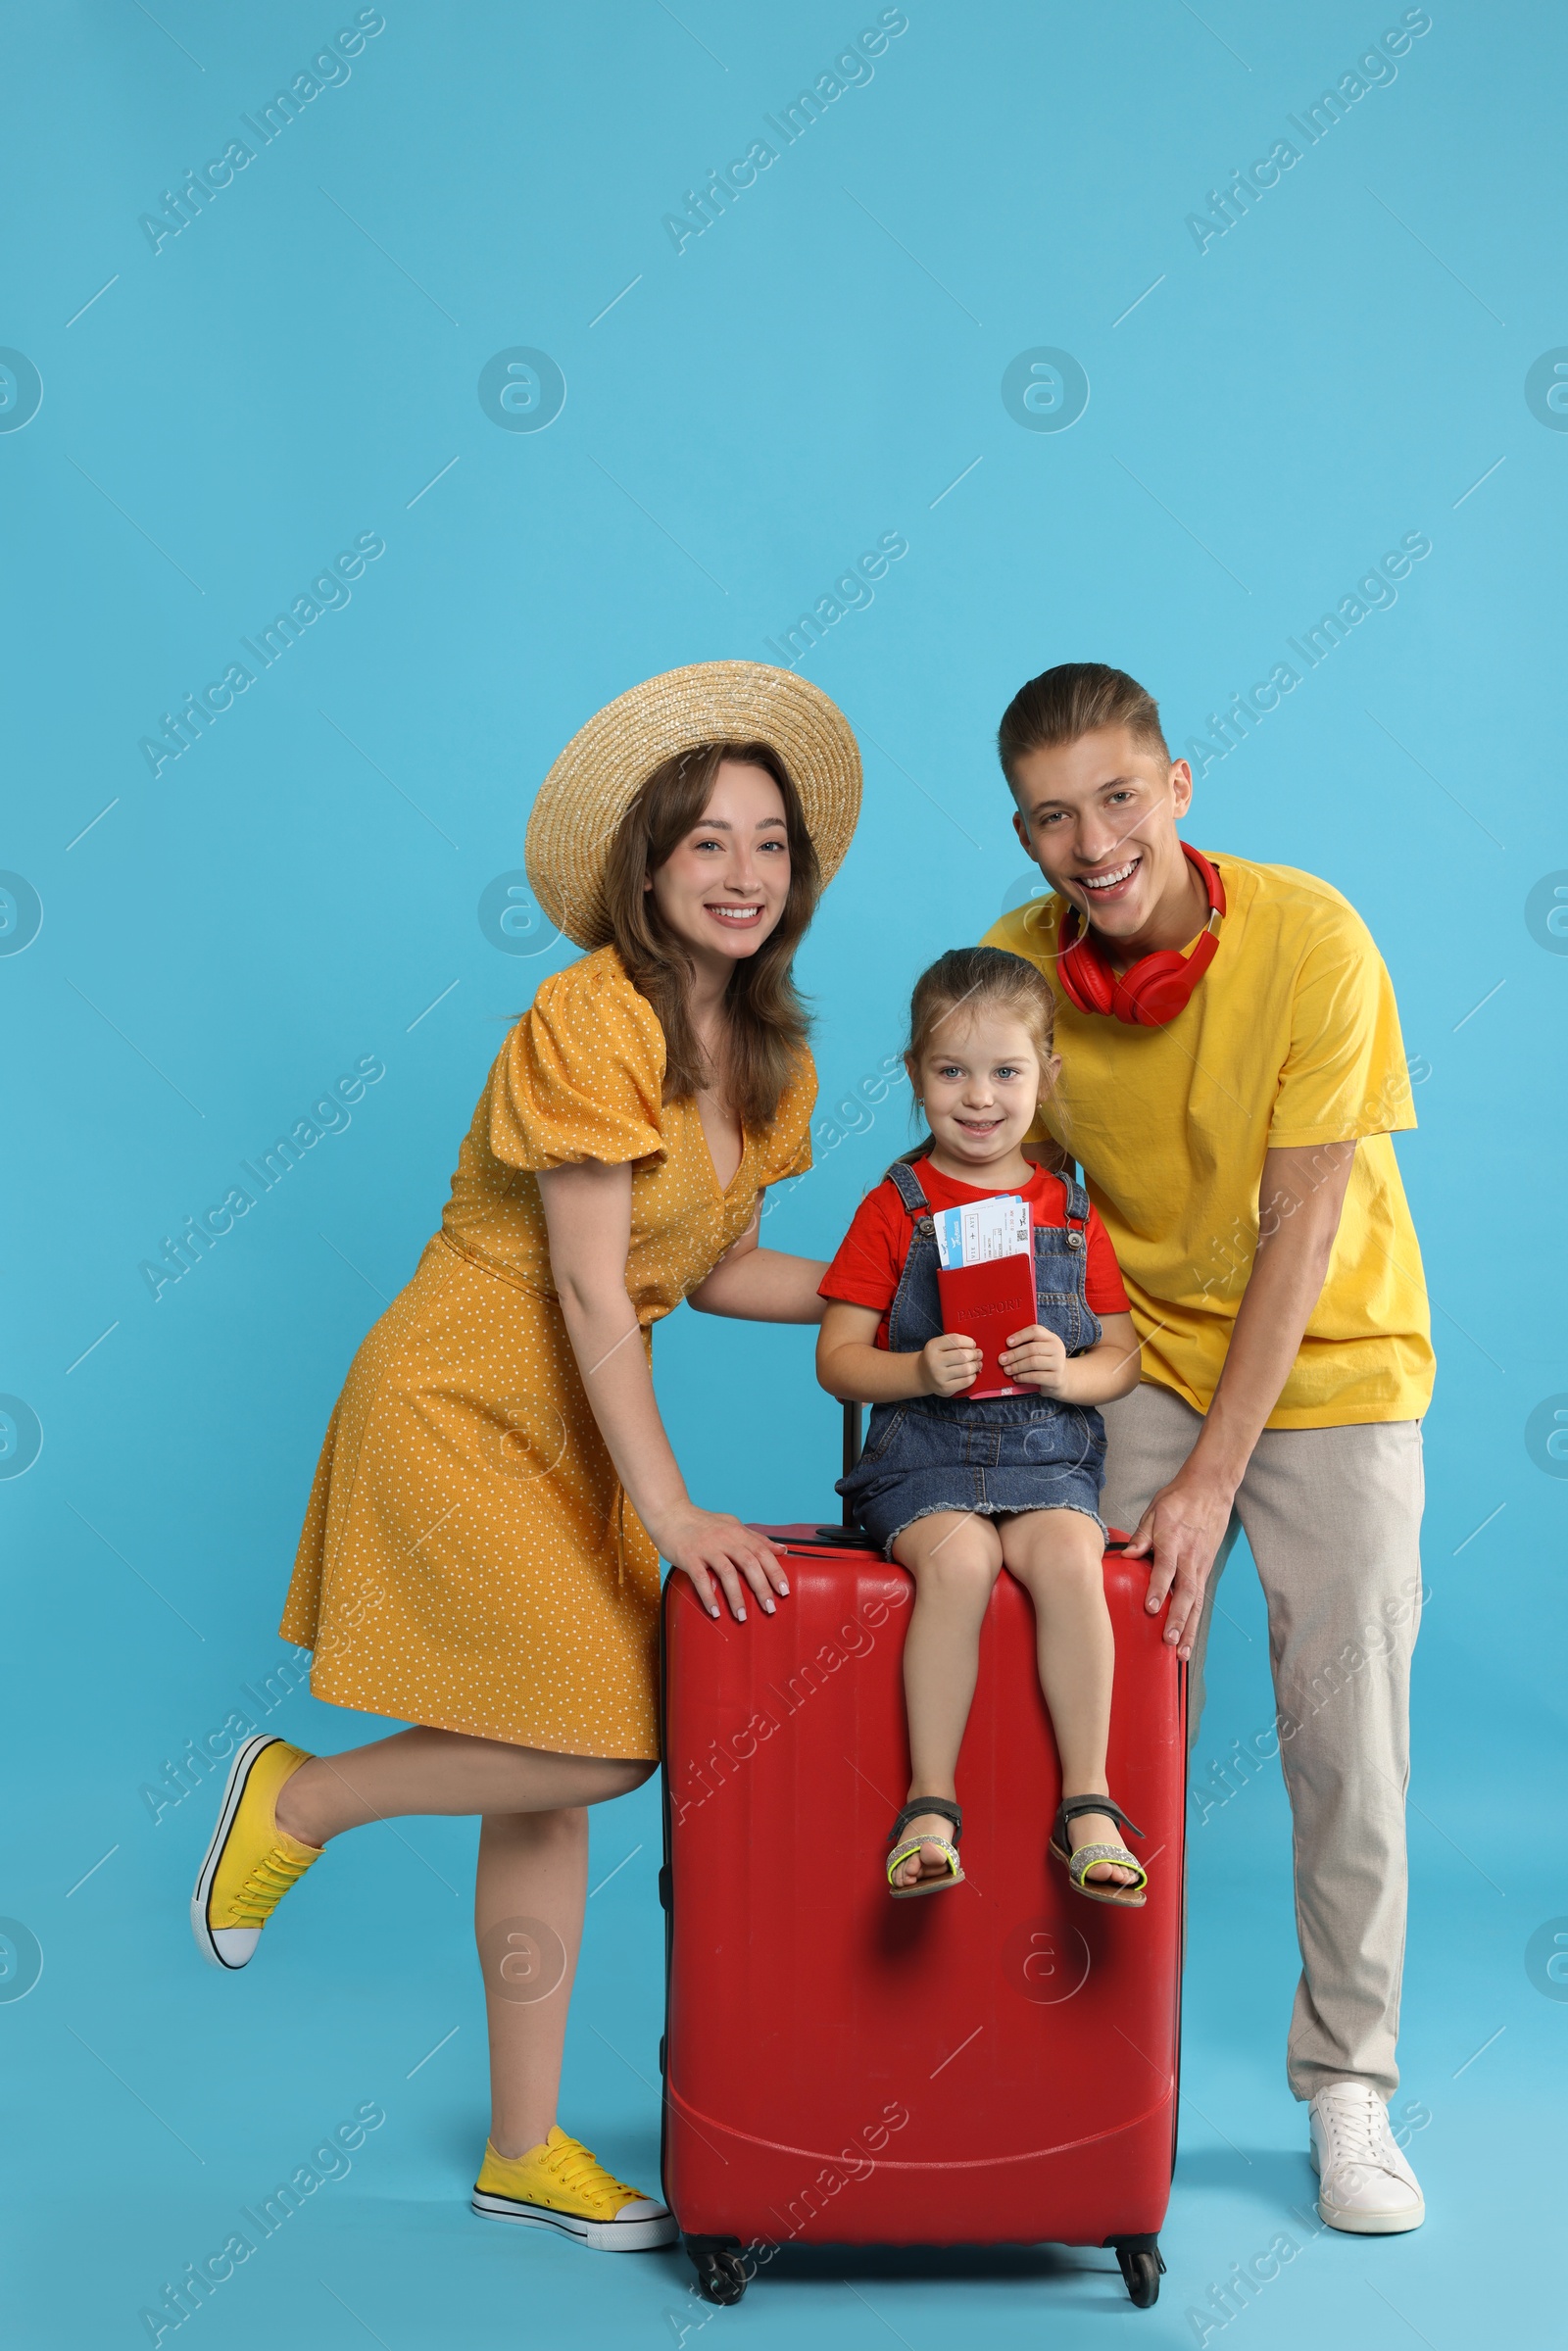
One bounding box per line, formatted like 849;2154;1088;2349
819;1159;1131;1349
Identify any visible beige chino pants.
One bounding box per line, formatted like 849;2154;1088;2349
1100;1380;1424;2103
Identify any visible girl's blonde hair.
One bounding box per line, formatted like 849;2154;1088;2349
902;947;1067;1168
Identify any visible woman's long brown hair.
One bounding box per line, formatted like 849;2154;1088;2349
601;741;819;1130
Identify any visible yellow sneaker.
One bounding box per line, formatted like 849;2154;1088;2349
191;1736;321;1970
471;2127;676;2250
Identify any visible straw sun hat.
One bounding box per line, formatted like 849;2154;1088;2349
524;661;862;951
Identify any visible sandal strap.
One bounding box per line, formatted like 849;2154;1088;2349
886;1835;960;1884
1054;1794;1145;1841
888;1797;962;1846
1066;1840;1149;1888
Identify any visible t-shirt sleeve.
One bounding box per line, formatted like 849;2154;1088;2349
818;1184;906;1312
1269;917;1417;1149
1084;1205;1131;1314
489;961;666;1171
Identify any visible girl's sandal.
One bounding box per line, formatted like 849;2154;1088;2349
886;1798;964;1899
1049;1794;1150;1910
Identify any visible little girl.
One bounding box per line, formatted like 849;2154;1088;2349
816;947;1149;1904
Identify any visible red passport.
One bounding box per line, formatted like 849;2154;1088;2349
936;1253;1038;1398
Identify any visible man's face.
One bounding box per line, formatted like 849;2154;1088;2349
1008;725;1193;946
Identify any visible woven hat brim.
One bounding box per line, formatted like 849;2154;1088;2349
524;661;862;950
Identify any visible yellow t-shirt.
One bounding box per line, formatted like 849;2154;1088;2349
982;857;1434;1429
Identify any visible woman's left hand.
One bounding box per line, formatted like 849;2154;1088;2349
1000;1324;1070;1394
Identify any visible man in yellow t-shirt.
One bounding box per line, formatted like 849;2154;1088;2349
982;662;1432;2238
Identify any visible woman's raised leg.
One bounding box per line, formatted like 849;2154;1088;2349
888;1513;1004;1888
273;1726;651;1844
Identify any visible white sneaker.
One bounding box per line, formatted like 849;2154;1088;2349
1308;2081;1426;2233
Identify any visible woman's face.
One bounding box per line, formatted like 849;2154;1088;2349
647;759;791;971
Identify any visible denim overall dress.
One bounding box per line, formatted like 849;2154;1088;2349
836;1157;1108;1558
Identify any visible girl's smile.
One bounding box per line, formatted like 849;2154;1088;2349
911;1012;1061;1187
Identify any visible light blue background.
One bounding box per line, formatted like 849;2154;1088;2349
3;4;1564;2345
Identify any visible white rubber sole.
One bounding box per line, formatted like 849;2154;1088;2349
469;2189;677;2250
190;1734;282;1970
1309;2142;1426;2233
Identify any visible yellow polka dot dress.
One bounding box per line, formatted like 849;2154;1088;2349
279;948;814;1759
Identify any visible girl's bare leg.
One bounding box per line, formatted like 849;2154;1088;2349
272;1728;655;2158
888;1513;1004;1888
1000;1510;1134;1886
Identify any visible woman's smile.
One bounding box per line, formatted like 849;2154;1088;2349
647;760;792;975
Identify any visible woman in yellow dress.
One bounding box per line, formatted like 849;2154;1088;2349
190;662;859;2250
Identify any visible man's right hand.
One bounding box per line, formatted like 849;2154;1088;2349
656;1504;790;1624
1123;1467;1236;1659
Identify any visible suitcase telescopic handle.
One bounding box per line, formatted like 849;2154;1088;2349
811;1400;876;1547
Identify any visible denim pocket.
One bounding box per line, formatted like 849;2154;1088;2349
857;1403;906;1469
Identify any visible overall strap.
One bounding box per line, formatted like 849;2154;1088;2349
884;1157;935;1226
1061;1169;1090;1234
881;1154;942;1353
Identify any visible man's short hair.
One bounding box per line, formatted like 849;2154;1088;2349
997;662;1169;786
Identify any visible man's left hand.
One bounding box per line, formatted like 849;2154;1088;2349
1123;1469;1236;1658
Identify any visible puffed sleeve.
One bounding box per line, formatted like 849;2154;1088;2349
759;1045;816;1186
488;953;667;1171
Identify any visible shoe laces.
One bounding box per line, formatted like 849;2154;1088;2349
1320;2087;1394;2172
539;2133;636;2205
230;1842;314;1928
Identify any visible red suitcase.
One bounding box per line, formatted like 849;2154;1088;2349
659;1407;1186;2310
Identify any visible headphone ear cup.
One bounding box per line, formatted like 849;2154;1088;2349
1118;955;1191;1026
1127;919;1223;1024
1058;926;1116;1015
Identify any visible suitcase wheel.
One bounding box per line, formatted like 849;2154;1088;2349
1114;2245;1163;2308
686;2238;749;2305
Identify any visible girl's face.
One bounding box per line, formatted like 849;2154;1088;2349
911;1010;1058;1173
647;760;791;973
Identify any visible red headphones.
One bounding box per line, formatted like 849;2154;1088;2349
1054;844;1226;1027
